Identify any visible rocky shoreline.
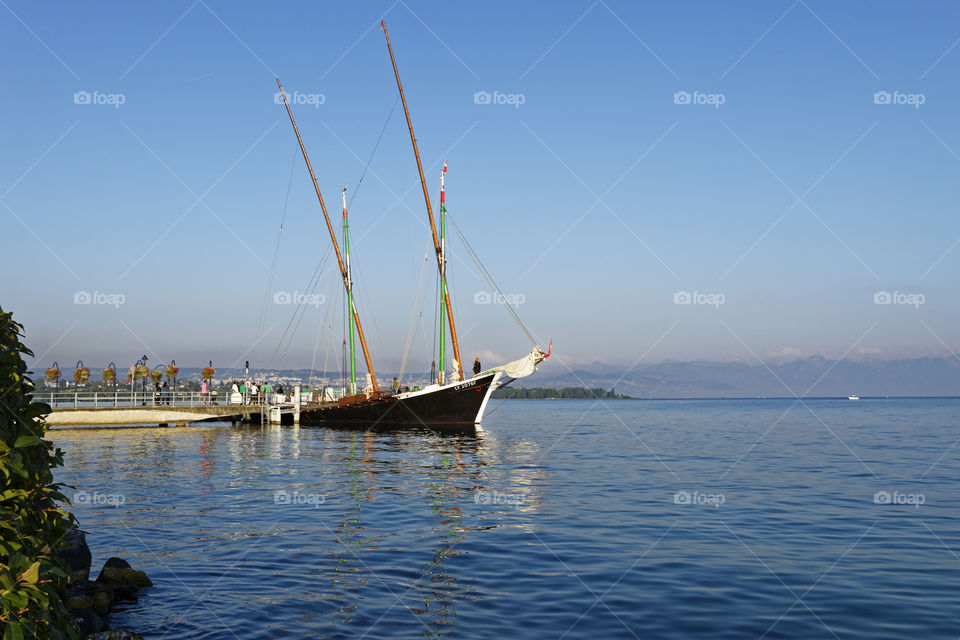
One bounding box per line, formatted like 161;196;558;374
58;528;151;639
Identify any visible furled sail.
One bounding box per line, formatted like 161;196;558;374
492;346;548;379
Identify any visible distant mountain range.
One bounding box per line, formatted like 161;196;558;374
63;356;959;398
527;356;960;398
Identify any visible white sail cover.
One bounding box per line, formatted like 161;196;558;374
493;347;546;379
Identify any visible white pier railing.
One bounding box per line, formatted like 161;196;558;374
40;390;302;409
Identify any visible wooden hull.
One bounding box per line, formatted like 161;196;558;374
299;372;500;426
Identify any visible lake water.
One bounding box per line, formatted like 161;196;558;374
53;398;960;639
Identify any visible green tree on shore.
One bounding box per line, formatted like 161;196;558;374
0;308;79;639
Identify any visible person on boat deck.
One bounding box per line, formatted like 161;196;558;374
393;376;399;394
473;358;481;376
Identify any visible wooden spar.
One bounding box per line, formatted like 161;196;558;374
380;20;464;381
276;79;380;393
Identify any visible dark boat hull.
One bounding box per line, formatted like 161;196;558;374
299;372;499;426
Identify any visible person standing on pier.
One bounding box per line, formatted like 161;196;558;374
201;380;208;405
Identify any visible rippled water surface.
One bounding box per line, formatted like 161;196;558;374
53;398;960;639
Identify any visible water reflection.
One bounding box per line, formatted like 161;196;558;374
410;437;476;636
52;421;546;638
328;432;378;628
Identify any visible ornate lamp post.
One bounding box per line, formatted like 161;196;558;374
106;362;117;390
134;358;144;394
74;360;88;391
47;362;62;399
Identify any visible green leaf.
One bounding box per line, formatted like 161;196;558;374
3;621;24;640
12;435;39;448
19;562;39;585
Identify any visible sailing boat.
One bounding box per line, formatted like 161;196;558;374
278;21;549;426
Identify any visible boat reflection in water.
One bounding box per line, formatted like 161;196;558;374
52;419;545;637
309;422;543;636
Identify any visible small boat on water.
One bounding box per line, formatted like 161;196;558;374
848;395;860;400
276;22;549;425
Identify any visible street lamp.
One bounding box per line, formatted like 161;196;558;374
50;362;61;405
75;360;84;391
107;362;117;391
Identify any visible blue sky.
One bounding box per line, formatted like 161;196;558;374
2;1;959;376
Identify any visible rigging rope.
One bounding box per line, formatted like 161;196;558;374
446;212;539;347
400;250;430;381
346;93;401;213
256;149;298;340
267;242;332;368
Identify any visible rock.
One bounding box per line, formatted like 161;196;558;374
72;607;108;636
58;527;92;584
86;632;145;640
67;580;115;616
96;557;152;594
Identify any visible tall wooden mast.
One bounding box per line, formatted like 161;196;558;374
381;21;465;381
276;79;379;393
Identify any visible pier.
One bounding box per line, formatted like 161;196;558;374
41;390;301;427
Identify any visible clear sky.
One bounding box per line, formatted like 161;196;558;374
2;1;959;376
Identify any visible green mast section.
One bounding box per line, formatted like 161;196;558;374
343;188;357;396
438;164;447;385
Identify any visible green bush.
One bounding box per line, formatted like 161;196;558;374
0;309;79;640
